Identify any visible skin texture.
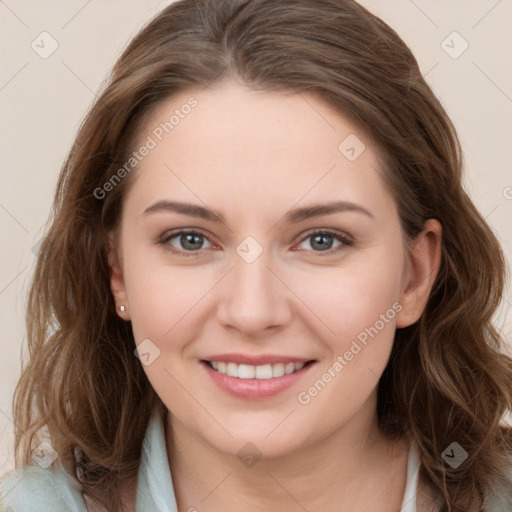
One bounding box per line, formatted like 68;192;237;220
108;80;442;511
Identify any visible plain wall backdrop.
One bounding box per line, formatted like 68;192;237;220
1;0;511;478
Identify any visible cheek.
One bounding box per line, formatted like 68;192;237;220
122;258;209;405
289;251;404;348
293;266;403;424
121;215;224;339
124;261;207;345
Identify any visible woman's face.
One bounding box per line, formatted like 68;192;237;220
110;80;436;458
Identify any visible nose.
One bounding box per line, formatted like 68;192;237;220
216;249;292;338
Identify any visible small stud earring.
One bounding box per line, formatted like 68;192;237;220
119;305;126;312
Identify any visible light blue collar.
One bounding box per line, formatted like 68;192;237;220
135;409;178;512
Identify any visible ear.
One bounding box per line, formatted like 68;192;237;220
106;236;131;321
396;219;442;328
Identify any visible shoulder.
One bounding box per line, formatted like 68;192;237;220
0;464;87;512
415;451;512;512
483;454;512;512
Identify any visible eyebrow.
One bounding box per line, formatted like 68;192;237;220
143;200;374;223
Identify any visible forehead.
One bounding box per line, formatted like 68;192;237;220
124;80;394;221
138;81;365;161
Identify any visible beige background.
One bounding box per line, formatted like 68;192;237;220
1;0;511;478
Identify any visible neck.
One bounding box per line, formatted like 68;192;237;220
165;397;410;512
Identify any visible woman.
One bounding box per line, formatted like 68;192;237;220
1;0;511;510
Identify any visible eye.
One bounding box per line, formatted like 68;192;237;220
160;230;215;255
159;228;353;257
295;229;353;254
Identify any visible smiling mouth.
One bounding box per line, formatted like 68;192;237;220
202;360;315;379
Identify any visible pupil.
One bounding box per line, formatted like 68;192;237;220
182;233;202;251
312;234;332;251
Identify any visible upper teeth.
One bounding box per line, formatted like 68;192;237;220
210;361;305;379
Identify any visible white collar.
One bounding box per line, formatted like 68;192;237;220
400;439;420;511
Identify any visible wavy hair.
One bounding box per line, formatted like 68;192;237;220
13;0;512;510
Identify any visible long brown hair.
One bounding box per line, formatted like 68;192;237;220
13;0;512;510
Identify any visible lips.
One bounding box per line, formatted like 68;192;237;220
201;354;316;399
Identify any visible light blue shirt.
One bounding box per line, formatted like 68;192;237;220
0;409;177;512
1;409;510;511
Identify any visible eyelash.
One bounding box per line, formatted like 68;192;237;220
158;228;354;257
